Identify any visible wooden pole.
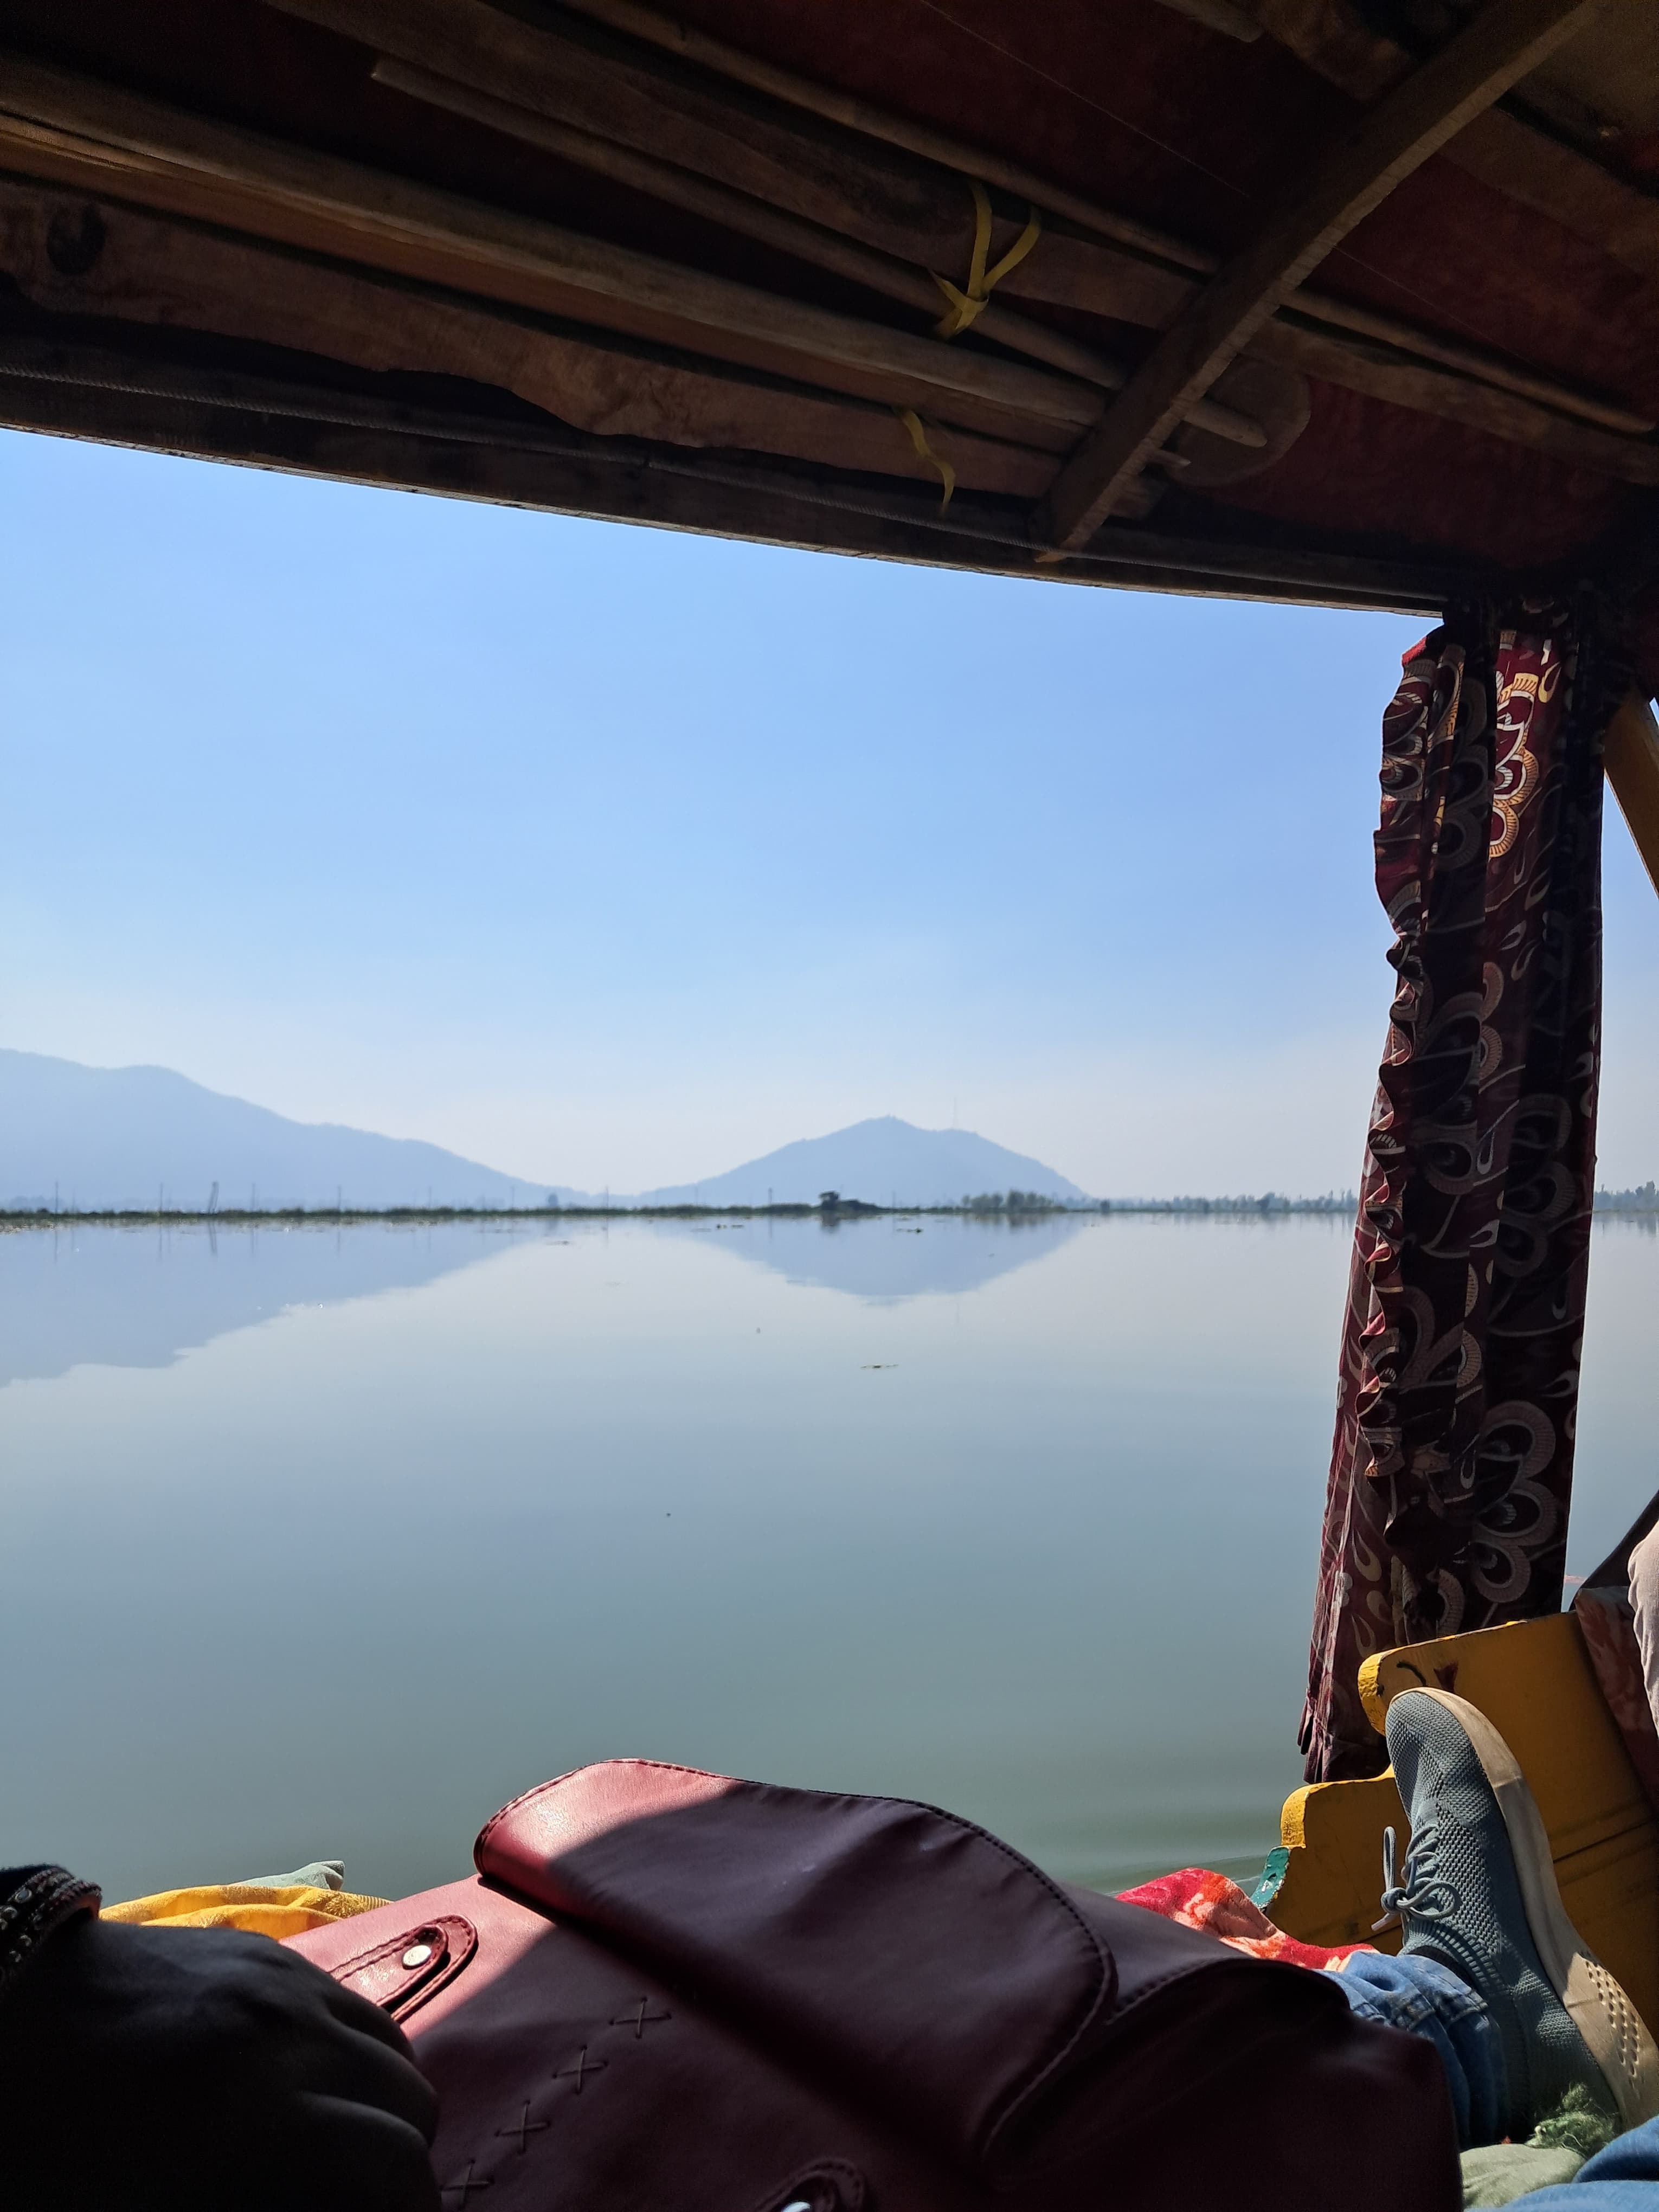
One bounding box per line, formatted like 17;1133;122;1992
547;0;1651;440
0;53;1106;448
370;59;1268;449
374;47;1659;481
547;0;1218;271
0;176;1072;503
1607;692;1659;901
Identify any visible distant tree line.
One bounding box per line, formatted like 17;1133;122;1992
1099;1193;1357;1215
961;1190;1060;1214
1596;1184;1659;1212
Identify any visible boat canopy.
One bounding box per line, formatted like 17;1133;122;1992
0;0;1653;660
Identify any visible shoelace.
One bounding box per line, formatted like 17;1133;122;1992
1372;1822;1461;1935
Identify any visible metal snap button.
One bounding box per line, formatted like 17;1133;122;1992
401;1942;434;1969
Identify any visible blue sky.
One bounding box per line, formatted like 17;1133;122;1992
3;428;1654;1193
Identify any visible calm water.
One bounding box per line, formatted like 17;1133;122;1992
3;1213;1656;1906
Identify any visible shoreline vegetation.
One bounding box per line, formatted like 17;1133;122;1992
4;1185;1655;1229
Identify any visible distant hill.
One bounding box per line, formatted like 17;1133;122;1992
639;1116;1088;1208
0;1050;568;1211
1;1058;1089;1216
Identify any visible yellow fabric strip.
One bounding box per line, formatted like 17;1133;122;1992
932;182;1042;339
895;408;955;510
102;1882;390;1937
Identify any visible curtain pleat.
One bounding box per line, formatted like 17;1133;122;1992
1300;596;1624;1783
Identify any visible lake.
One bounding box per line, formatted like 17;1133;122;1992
3;1211;1656;1908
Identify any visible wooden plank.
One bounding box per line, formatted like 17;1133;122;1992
452;0;1217;273
1274;292;1652;438
282;0;1652;453
0;332;1469;610
1244;0;1659;287
0;53;1104;452
1249;0;1415;99
0;179;1069;501
1272;1773;1407;1951
369;56;1268;448
1250;316;1659;486
1606;692;1659;899
268;0;994;273
1448;108;1659;285
1033;0;1615;555
1264;7;1659;296
543;0;1653;435
376;50;1652;468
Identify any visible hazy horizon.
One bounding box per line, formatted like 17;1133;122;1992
4;430;1655;1193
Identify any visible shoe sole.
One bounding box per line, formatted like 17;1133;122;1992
1403;1687;1659;2130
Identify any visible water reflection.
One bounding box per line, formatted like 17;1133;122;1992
0;1219;519;1386
2;1214;1652;1911
0;1211;1099;1385
659;1208;1094;1301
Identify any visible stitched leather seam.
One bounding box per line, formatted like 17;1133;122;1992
474;1758;1112;2164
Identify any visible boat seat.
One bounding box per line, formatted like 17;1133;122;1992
1266;1612;1659;2034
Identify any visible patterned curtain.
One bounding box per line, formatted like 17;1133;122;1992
1300;596;1626;1783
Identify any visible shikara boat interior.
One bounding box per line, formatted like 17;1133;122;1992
5;0;1659;2044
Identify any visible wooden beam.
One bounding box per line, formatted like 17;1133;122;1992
0;179;1075;502
1607;692;1659;900
546;0;1215;270
0;52;1105;452
278;0;1654;455
361;54;1659;481
1031;0;1616;554
369;57;1269;450
1449;107;1659;287
543;0;1652;440
0;332;1476;612
267;0;998;273
1244;0;1659;293
1249;317;1659;487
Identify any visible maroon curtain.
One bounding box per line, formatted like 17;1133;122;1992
1300;596;1625;1783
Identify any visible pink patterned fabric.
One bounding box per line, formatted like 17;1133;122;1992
1116;1867;1374;1970
1573;1585;1659;1816
1301;599;1625;1782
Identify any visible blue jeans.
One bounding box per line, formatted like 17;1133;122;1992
1332;1951;1503;2150
1332;1954;1659;2198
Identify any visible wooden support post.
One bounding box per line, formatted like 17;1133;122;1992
1607;692;1659;899
1031;0;1614;556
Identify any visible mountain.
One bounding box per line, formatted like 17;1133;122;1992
1;1058;1088;1214
638;1116;1088;1208
0;1051;567;1211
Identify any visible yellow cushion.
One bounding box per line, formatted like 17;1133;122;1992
102;1882;389;1938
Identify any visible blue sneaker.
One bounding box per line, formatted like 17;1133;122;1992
1381;1687;1659;2137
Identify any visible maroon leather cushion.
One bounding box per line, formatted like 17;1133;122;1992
291;1758;1459;2211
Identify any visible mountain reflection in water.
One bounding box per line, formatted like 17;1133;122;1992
0;1212;1096;1386
659;1209;1092;1301
0;1219;514;1387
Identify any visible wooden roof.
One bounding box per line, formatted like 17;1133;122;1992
1;0;1656;666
